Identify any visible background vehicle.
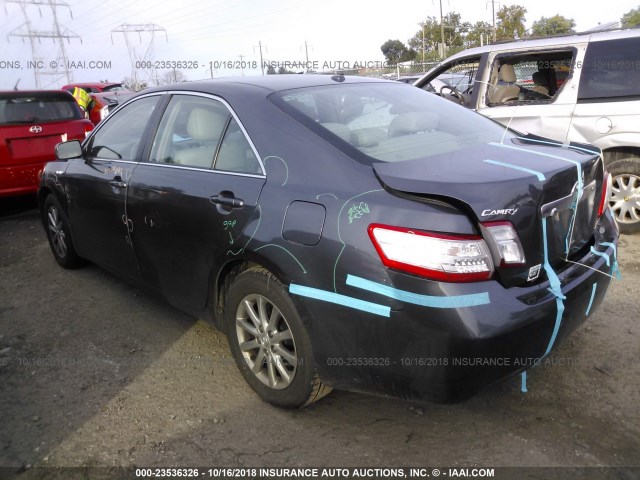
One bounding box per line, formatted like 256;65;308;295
0;90;93;197
39;76;617;408
62;83;134;126
415;28;640;233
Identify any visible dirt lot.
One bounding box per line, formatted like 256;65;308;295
1;196;639;477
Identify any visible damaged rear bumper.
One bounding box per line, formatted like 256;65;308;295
299;210;619;403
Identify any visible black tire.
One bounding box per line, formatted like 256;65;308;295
224;267;331;408
608;159;640;235
42;195;86;269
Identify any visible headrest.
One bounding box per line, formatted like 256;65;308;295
388;112;439;138
532;71;547;86
187;108;228;141
499;64;517;83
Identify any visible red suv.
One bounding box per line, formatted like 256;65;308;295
0;90;93;197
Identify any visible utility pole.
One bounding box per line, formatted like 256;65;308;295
111;23;167;89
487;0;500;42
254;41;267;75
6;0;81;88
439;0;445;59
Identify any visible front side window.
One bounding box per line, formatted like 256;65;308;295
86;95;159;160
486;50;574;106
579;37;640;100
272;83;514;164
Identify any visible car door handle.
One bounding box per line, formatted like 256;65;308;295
210;195;244;209
109;178;127;189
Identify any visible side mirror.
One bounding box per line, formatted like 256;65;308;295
55;140;83;161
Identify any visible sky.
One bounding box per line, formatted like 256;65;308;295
0;0;638;89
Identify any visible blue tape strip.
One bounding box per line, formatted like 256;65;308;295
521;371;528;393
545;297;566;357
514;136;601;157
491;141;584;256
600;241;622;280
483;159;546;181
541;217;566;358
346;275;490;308
590;246;610;267
289;284;390;317
585;283;597;316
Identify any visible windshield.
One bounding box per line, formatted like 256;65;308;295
272;82;514;163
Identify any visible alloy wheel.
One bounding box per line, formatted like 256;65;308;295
235;294;298;390
610;173;640;224
47;205;67;259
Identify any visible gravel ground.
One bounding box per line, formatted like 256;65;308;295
0;196;638;477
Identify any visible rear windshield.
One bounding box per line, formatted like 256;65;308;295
271;82;514;163
579;36;640;100
0;94;82;125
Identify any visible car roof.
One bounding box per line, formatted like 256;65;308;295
143;74;395;95
0;90;75;99
441;27;640;62
63;82;121;88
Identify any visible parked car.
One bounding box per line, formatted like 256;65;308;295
415;28;640;233
62;83;134;126
39;75;618;408
0;90;93;197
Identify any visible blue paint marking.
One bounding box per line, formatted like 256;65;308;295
590;246;610;267
289;284;390;318
521;371;528;393
346;275;490;308
585;283;597;316
483;159;546;181
541;217;566;358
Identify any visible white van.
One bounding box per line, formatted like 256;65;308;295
415;28;640;233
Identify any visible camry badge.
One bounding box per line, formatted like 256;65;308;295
29;125;43;134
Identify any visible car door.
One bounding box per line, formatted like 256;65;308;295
64;94;162;280
126;93;266;310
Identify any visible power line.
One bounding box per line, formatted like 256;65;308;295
5;0;81;87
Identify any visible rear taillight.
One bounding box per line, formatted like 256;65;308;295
598;171;613;217
368;224;494;282
84;122;94;138
481;221;526;266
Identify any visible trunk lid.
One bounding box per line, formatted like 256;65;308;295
373;136;602;287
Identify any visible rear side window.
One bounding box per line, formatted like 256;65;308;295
579;37;640;100
0;95;81;125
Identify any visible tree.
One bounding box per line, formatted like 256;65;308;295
161;70;187;85
496;5;527;40
408;17;442;61
380;39;413;66
266;65;276;75
531;15;575;37
621;7;640;27
465;21;493;48
408;12;469;60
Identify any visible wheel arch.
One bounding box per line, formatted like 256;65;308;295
205;252;298;330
